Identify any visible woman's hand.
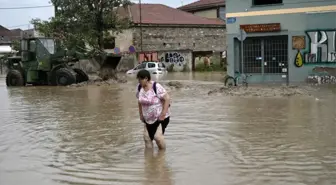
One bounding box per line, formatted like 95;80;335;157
159;93;170;121
158;113;165;121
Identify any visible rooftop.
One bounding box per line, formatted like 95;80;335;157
0;25;13;37
119;3;224;26
10;28;23;37
178;0;225;12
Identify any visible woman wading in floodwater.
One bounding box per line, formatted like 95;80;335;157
136;69;171;150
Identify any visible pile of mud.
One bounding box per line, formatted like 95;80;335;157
68;77;326;98
207;85;316;97
68;72;127;87
161;81;316;97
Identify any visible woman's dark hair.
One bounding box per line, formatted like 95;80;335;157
136;69;151;80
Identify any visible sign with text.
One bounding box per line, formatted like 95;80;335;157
240;23;281;33
139;52;158;62
226;17;236;24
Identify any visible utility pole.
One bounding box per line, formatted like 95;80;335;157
53;0;58;19
54;5;57;17
139;0;143;52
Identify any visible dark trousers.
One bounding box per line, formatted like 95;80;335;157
145;117;170;141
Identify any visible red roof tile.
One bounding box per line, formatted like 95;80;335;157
178;0;225;11
125;4;224;26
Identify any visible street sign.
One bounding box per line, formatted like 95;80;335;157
129;45;136;53
237;29;247;74
237;29;247;41
226;17;236;24
114;47;120;54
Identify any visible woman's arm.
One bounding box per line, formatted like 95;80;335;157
138;102;143;116
160;93;170;117
156;83;170;119
136;85;144;122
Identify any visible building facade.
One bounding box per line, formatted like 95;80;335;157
0;25;12;46
114;4;226;72
226;0;336;84
178;0;226;21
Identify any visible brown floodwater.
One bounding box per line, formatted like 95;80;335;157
0;72;335;185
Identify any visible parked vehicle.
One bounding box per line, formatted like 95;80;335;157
126;61;167;75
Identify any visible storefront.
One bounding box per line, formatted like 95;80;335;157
225;0;336;84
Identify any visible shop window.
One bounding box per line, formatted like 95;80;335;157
253;0;282;6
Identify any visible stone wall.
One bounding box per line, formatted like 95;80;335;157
133;26;226;52
110;26;226;72
113;29;134;52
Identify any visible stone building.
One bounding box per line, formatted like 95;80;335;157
225;0;336;84
115;3;226;71
178;0;226;21
0;25;12;46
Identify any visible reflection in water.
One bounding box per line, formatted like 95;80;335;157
0;73;335;185
144;149;172;185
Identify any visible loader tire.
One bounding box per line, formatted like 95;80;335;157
73;68;89;83
6;69;25;87
55;68;76;86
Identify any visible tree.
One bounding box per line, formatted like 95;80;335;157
31;0;132;63
11;40;20;51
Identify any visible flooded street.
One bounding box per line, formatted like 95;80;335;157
0;72;335;185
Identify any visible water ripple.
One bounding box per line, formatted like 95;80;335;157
0;77;335;185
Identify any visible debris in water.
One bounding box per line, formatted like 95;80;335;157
167;81;183;88
208;85;315;97
68;67;127;87
99;67;118;81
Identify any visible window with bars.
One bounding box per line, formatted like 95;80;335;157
241;36;288;74
253;0;282;6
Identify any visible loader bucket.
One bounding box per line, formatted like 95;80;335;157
99;54;122;81
100;55;122;70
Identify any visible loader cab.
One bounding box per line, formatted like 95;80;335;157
21;38;56;59
21;38;35;62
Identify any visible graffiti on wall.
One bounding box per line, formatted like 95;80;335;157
303;30;336;64
291;30;336;84
139;52;158;63
292;36;305;67
307;66;336;84
160;52;185;66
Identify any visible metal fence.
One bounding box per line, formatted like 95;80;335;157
242;35;288;74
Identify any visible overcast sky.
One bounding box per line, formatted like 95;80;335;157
0;0;196;30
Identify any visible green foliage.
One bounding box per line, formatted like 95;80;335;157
11;40;20;51
30;0;132;63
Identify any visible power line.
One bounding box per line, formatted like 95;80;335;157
0;5;52;10
6;24;32;29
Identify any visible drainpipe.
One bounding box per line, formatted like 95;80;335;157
139;0;143;52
